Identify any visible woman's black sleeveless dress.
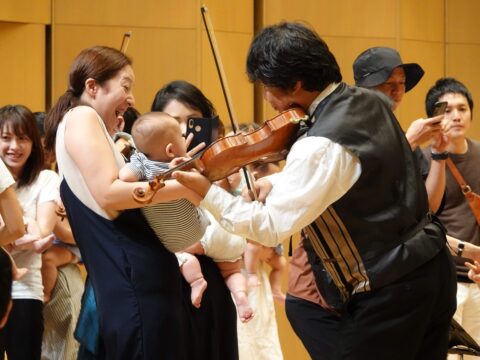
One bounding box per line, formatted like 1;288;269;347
62;180;238;359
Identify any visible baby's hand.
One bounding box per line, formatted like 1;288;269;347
169;156;190;169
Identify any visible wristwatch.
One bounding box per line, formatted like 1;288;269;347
457;241;465;257
431;151;449;161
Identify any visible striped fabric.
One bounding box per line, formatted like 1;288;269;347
303;206;370;301
142;201;209;253
128;151;210;253
41;264;84;360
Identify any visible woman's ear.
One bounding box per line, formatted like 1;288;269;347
84;78;98;98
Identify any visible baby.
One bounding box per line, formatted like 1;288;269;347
119;112;253;321
226;158;287;304
119;112;209;308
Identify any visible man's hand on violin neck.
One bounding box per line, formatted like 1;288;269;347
172;169;211;198
241;177;272;203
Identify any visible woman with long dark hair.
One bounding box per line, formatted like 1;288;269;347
0;104;59;360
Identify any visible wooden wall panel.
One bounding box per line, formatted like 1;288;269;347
201;31;253;127
202;0;253;32
400;0;444;41
259;0;453;131
52;25;199;113
396;40;445;129
51;0;253;125
53;0;197;28
446;0;480;44
446;43;480;140
200;0;254;127
263;0;397;37
0;0;50;24
445;0;480;140
0;22;45;111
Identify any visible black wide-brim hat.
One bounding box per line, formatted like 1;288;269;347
353;47;425;92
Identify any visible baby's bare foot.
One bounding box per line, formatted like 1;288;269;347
190;277;207;309
33;234;55;253
233;291;254;323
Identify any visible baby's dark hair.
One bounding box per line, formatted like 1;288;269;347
0;249;13;321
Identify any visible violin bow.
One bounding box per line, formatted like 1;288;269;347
120;31;132;54
201;6;258;200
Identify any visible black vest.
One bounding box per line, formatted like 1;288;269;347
303;83;445;304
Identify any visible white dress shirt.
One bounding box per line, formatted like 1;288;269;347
201;86;362;247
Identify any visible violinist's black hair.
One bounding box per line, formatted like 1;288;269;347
246;22;342;92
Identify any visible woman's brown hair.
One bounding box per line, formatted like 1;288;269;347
44;46;132;153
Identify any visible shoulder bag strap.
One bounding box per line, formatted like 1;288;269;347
446;158;471;194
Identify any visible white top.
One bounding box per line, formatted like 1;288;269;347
200;87;362;247
12;170;60;300
0;158;14;192
237;263;282;360
55;106;125;219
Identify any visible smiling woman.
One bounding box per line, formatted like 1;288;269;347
43;46;203;359
0;104;60;360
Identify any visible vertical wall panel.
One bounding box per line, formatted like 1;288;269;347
52;25;199;113
0;0;50;24
50;0;254;123
0;22;45;111
200;0;254;128
446;0;480;139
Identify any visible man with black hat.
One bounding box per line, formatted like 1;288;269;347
353;47;424;111
354;46;448;213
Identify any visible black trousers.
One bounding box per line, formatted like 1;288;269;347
0;299;44;360
286;247;457;360
338;247;457;360
286;294;340;360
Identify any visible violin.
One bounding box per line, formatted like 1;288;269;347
132;107;308;204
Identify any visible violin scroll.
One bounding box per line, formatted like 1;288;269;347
132;178;166;204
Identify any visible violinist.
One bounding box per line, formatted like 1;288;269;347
174;22;457;360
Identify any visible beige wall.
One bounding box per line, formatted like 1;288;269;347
1;1;480;359
259;0;479;140
0;0;50;110
50;0;253;124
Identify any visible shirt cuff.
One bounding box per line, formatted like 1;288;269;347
201;185;233;222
